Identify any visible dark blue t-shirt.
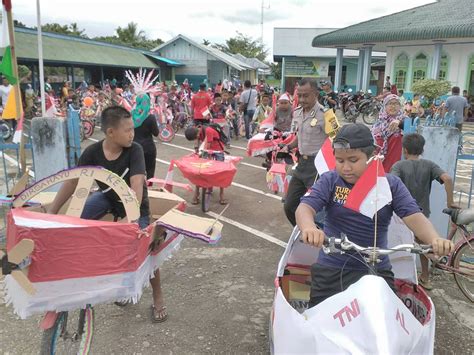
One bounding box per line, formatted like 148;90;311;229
300;170;420;270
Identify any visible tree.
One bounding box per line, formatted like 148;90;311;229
270;62;282;80
96;22;163;50
14;19;28;28
213;32;268;62
411;79;451;103
41;22;88;38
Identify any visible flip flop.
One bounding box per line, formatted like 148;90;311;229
219;199;228;205
418;277;433;290
191;197;200;205
151;305;168;323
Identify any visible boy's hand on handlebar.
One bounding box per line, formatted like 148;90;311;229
431;237;454;257
302;227;325;248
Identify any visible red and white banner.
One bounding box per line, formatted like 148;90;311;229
344;157;393;218
314;138;336;175
4;208;218;318
246;133;295;157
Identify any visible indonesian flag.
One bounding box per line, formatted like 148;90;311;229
314;138;336;175
259;93;278;130
344;157;393;218
0;1;16;84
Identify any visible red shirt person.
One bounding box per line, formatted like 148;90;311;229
191;83;212;123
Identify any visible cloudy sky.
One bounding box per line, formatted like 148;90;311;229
12;0;434;59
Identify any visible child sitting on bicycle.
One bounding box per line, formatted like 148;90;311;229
391;133;457;290
296;123;454;307
185;125;228;205
48;106;168;323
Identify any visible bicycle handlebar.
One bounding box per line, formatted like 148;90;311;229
322;234;433;257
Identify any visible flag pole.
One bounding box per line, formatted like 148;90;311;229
372;155;380;266
36;0;46;115
5;1;26;173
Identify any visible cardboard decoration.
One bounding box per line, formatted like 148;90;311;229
270;223;435;354
0;239;35;295
4;167;224;319
13;166;140;222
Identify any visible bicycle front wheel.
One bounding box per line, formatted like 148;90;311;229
452;241;474;302
82;121;94;139
40;306;94;355
201;187;212;212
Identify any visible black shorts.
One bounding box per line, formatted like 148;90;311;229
309;264;395;308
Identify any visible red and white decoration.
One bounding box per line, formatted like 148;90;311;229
344;156;393;218
4;208;217;319
314;138;336;175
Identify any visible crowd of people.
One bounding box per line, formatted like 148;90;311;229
2;73;465;323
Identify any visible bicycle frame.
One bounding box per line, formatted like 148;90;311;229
433;223;474;275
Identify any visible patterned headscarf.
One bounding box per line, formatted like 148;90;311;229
371;94;404;154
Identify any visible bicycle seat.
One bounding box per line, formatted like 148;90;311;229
443;208;474;225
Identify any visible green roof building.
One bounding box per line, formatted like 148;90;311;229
0;27;183;89
311;0;474;97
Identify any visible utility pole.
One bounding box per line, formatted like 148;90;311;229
260;0;270;45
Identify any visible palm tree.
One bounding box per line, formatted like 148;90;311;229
116;22;146;44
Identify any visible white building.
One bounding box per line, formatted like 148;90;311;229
311;0;474;98
273;28;386;93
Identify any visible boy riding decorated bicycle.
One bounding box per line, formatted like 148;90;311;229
295;123;453;306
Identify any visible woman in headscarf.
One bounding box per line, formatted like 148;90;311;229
132;93;159;180
371;94;406;172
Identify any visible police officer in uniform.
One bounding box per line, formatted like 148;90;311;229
283;78;328;226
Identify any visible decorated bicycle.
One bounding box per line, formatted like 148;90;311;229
164;150;242;212
2;166;223;354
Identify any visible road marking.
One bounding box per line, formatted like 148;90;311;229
206;211;287;248
0;152;35;177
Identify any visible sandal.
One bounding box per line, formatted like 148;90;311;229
191;197;200;205
219;199;228;205
418;277;433;290
151;305;168;323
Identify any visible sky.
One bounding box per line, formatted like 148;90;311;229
11;0;435;60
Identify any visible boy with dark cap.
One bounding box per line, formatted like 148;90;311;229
296;123;454;307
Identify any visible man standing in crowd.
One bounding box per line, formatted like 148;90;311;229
191;83;212;125
0;76;12;110
319;80;338;112
239;80;258;139
282;78;328;226
444;86;469;131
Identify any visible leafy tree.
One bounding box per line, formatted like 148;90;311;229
41;23;88;38
213;32;268;62
96;22;163;50
411;79;451;103
13;19;28;28
270;62;281;80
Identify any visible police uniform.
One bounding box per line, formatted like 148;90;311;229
284;101;328;226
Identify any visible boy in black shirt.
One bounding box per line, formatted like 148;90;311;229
49;106;168;323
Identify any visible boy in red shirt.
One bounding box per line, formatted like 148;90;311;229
191;83;212;124
185;125;228;205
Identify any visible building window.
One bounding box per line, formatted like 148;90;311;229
439;53;449;81
393;53;408;90
412;53;428;85
395;69;406;89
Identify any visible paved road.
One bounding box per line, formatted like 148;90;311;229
1;125;473;354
